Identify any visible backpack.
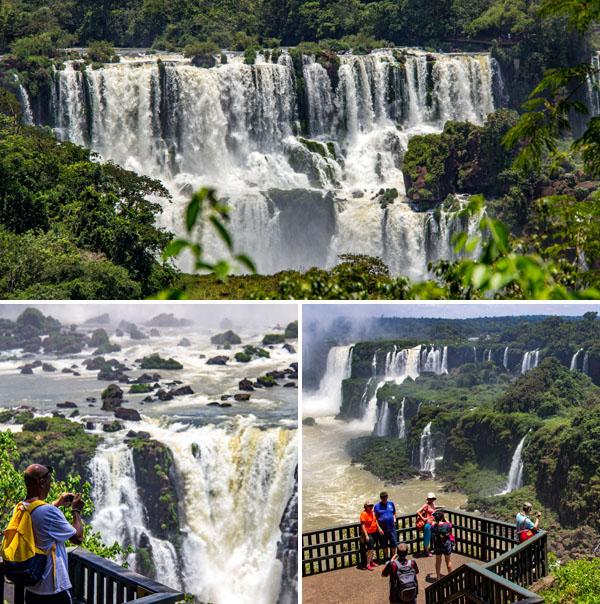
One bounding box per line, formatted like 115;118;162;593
433;522;452;547
391;559;417;603
1;501;56;586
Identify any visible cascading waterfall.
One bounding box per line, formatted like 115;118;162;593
397;397;406;439
521;349;540;373
419;422;436;474
503;346;509;369
502;432;529;493
421;345;448;374
374;401;390;436
473;347;477;363
570;348;583;371
92;418;297;604
89;444;180;578
24;49;497;277
587;52;600;117
303;345;353;416
13;74;34;125
583;352;590;375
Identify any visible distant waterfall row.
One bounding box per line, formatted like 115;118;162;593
19;50;498;276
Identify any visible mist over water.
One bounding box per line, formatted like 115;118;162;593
33;49;500;276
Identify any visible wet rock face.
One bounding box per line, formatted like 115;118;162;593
128;439;180;540
101;383;124;410
276;466;298;604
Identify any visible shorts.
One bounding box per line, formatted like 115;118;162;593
434;540;452;556
366;532;378;550
378;530;398;549
26;591;72;604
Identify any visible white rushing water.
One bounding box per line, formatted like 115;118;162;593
397;397;406;439
570;348;583;371
419;421;436;474
583;352;589;375
21;49;498;277
501;431;529;494
302;345;353;417
521;349;540;374
503;346;509;369
90;417;297;604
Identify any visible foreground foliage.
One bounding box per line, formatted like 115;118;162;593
543;554;600;604
0;108;176;299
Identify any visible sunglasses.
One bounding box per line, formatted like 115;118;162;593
39;466;54;480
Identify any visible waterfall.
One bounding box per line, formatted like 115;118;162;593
441;346;448;374
374;401;390;436
13;74;34;125
587;52;600;117
419;422;436;474
397;398;406;439
303;345;353;416
502;432;529;493
521;350;540;373
473;347;477;363
89;444;180;577
92;418;297;604
503;346;509;369
583;352;589;375
30;50;496;277
570;348;583;371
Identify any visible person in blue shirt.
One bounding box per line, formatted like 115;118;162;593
374;491;397;561
516;502;540;542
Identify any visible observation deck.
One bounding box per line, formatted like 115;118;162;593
1;547;184;604
303;509;547;604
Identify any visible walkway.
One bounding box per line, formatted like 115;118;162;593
302;551;478;604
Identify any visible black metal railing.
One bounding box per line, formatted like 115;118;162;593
302;509;548;603
1;547;184;604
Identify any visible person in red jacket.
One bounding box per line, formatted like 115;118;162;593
381;543;419;603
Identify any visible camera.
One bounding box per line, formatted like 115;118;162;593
65;494;74;504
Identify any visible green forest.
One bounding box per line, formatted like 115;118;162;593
0;0;598;299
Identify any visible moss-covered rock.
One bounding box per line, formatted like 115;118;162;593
140;354;183;370
128;438;179;539
211;330;242;347
284;321;298;339
14;417;100;481
263;334;285;345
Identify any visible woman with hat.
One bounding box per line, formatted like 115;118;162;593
416;492;436;557
360;500;383;570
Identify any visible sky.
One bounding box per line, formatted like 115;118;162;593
302;301;600;323
0;301;298;330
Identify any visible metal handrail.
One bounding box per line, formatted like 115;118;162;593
1;547;184;604
302;509;548;603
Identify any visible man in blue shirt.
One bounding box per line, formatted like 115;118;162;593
23;464;84;604
374;491;397;561
516;502;540;542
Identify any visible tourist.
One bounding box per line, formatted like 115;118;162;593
360;500;382;570
381;543;419;604
416;492;436;556
374;491;397;561
516;502;541;542
431;510;453;580
22;464;84;604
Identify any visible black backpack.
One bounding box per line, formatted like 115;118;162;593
391;559;417;603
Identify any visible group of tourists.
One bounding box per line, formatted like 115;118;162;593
359;491;454;603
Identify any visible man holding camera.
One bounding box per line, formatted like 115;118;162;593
22;464;84;604
516;502;541;543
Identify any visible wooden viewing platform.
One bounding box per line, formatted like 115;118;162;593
1;547;184;604
303;509;547;604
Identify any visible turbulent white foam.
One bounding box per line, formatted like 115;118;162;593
90;416;297;604
40;51;496;275
303;345;353;417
